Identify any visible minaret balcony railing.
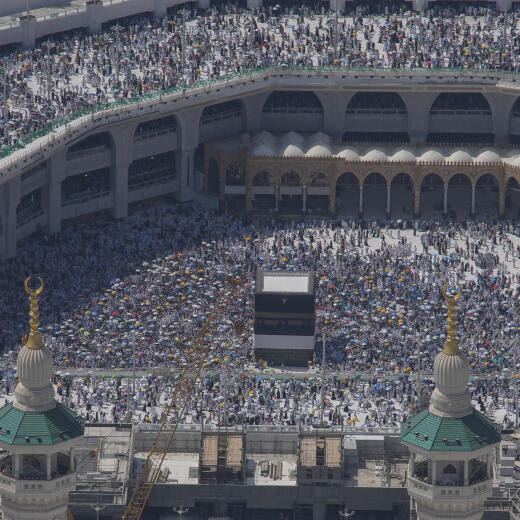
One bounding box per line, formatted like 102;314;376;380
409;475;493;503
0;471;76;495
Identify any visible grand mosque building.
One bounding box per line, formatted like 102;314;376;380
3;69;520;261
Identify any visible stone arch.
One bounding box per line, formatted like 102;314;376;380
475;173;499;218
448;173;472;218
280;171;302;186
390;173;414;218
344;92;409;144
279;171;303;215
307;172;330;215
225;162;245;186
510;98;520;145
430;93;491;112
252;171;273;186
309;172;329;187
363;172;387;186
505;176;520;219
347;92;407;112
420;173;444;218
200;99;244;122
251;170;275;214
262;91;323;132
263;91;323;113
207;158;219;194
199;99;244;141
336;172;359;217
67;130;113;158
363;172;387;220
428;93;493;146
133;114;177;141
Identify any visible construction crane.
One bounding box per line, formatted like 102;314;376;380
119;277;245;520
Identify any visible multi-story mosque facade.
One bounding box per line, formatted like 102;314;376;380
4;71;520;260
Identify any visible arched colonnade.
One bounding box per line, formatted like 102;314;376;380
207;153;520;219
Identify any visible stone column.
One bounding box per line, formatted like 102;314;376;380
431;459;437;485
412;0;428;12
317;92;350;140
0;185;8;261
154;0;168;19
14;454;20;478
20;16;36;49
247;0;263;9
47;152;66;234
4;178;20;260
496;0;512;11
329;0;345;11
219;165;226;210
386;184;391;219
246;182;253;211
70;447;75;471
113;162;130;219
313;503;326;520
46;454;52;480
176;108;201;202
111;127;133;219
499;183;506;218
328;185;336;214
487;92;512;145
302;184;307;213
243;94;269;135
86;0;102;33
358;184;364;217
46;182;61;234
275;184;280;213
176;148;196;202
400;92;438;146
414;187;421;217
471;184;476;216
464;460;469;486
443;183;448;214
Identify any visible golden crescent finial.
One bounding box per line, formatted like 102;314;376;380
24;276;44;296
442;283;461;356
23;276;44;350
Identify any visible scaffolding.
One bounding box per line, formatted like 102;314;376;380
297;433;344;485
199;432;246;484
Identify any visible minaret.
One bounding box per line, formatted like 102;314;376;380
0;278;84;520
401;284;501;520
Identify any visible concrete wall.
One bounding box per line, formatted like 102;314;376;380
132;425;409;459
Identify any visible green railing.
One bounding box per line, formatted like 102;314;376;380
1;64;519;163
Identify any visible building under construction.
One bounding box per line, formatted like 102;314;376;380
68;423;414;520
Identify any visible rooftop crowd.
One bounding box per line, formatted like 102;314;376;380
0;2;519;149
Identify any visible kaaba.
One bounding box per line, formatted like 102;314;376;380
254;270;315;366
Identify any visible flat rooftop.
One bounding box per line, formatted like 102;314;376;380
130;451;408;488
357;460;408;488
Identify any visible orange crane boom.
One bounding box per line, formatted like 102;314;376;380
121;278;244;520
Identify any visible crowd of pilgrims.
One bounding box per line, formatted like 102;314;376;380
1;2;520;148
0;203;518;426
